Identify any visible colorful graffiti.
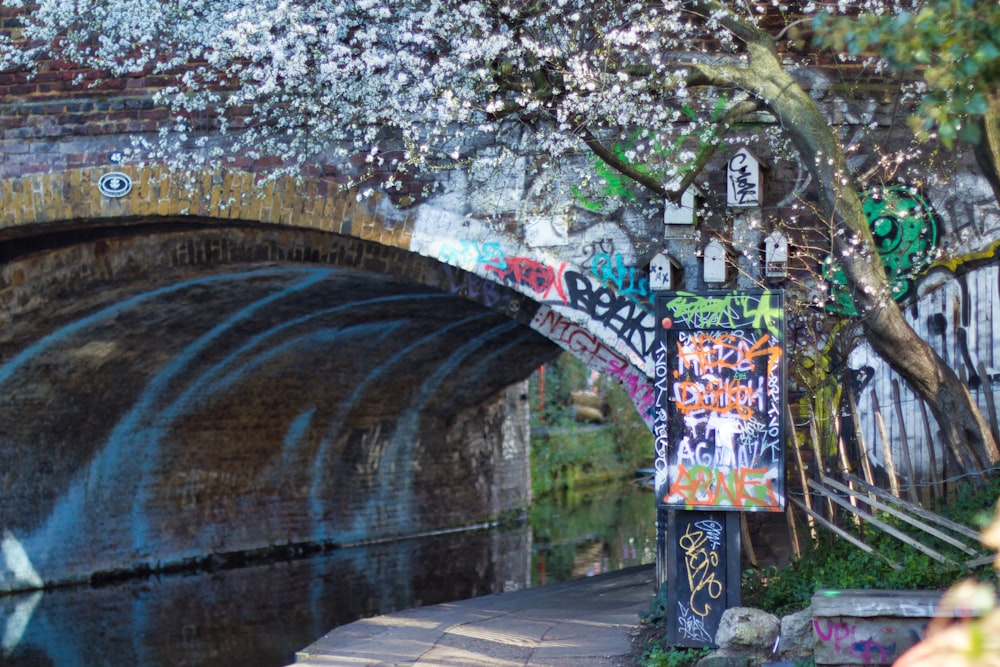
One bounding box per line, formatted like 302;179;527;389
591;251;653;313
655;291;785;511
433;264;516;311
531;307;655;423
661;292;783;338
667;464;779;509
436;239;657;358
814;620;898;665
825;186;939;315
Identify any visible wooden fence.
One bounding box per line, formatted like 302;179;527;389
769;385;994;571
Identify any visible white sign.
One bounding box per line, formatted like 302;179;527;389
663;187;698;225
649;252;681;291
765;230;789;278
97;172;132;198
703;239;727;283
727;148;761;207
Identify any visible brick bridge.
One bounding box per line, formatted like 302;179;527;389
0;64;682;592
5;15;1000;597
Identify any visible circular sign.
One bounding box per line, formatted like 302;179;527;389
98;172;132;198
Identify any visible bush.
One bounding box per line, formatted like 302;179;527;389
742;475;1000;615
529;353;652;496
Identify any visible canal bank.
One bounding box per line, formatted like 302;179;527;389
291;564;656;667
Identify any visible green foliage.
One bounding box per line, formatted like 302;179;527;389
641;581;671;626
529;353;652;497
743;477;1000;615
814;1;1000;147
640;641;712;667
570;97;729;211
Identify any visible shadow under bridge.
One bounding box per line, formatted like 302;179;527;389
0;224;559;593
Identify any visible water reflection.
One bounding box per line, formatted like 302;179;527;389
0;481;654;667
530;480;656;586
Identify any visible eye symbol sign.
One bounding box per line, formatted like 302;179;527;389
98;172;133;198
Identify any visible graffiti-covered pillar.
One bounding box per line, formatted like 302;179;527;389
653;290;787;647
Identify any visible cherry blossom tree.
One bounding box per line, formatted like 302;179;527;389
2;0;997;473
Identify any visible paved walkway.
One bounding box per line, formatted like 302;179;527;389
290;564;657;667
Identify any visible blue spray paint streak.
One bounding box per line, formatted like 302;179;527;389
17;268;333;568
186;293;450;401
308;312;498;541
101;270;340;553
283;408;316;467
381;321;521;520
126;297;447;551
355;320;520;605
447;329;544;389
18;284;454;568
0;267;313;388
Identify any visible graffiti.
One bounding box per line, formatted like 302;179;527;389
726;150;760;207
671;511;728;647
675;332;782;377
679;520;724;616
434;264;515;310
653;341;671;488
814;620;898;665
530;307;654;423
655;291;784;511
606;357;655;421
661;292;783;338
570;97;729;212
853;639;897;665
667;464;778;508
814;620;855;652
591;251;652;314
562;270;656;356
486;255;567;303
440;240;569;303
667;464;778;509
435;240;656;357
677;603;713;643
825;186;939;315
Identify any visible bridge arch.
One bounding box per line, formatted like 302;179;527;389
0;221;564;592
1;165;658;421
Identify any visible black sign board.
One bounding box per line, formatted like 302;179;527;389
653;291;786;511
665;510;741;647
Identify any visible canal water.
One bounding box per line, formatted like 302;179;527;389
0;480;655;667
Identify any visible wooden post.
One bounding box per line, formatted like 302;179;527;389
846;385;877;490
740;514;758;569
870;388;901;499
787;402;816;541
829;397;859;510
917;399;944;503
786;503;802;558
976;361;1000;445
890;380;921;505
808;404;836;524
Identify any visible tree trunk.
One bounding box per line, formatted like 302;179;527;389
715;35;1000;477
973;93;1000;205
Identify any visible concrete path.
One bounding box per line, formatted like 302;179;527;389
290;564;657;667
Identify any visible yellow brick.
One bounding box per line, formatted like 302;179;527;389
280;177;296;225
303;180;320;227
0;179;15;227
398;214;415;250
259;183;277;223
227;172;249;220
133;167;152;216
